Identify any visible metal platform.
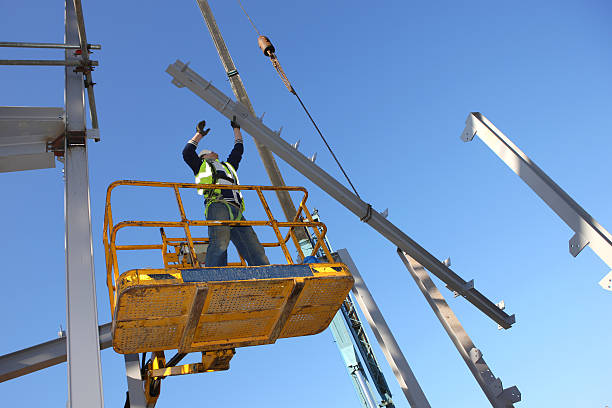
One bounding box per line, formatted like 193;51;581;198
112;263;354;354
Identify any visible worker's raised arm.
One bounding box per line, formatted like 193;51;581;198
226;116;244;169
231;115;243;144
183;120;209;175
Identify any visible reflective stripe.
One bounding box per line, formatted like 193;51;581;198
222;162;243;205
195;162;212;183
195;161;214;195
194;160;244;214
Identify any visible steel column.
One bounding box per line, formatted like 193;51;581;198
461;113;612;280
397;250;520;407
165;60;515;328
336;249;430;408
124;354;147;408
64;1;104;406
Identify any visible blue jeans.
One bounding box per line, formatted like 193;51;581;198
204;201;269;267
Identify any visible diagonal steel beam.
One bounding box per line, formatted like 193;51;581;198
337;249;430;408
0;323;111;383
398;250;520;407
462;112;612;284
165;60;515;329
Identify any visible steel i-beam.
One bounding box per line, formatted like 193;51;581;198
462;112;612;289
337;249;430;408
165;60;515;328
397;250;520;407
64;1;104;406
0;323;111;383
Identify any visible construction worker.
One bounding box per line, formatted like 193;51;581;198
182;116;270;267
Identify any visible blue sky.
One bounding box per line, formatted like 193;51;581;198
1;0;611;406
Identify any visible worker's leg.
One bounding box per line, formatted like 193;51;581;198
204;202;231;267
229;209;270;266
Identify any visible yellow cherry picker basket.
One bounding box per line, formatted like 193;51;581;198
103;180;353;394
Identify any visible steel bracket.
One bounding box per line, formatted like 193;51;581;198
569;232;589;257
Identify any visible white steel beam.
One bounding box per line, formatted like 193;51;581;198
124;354;147;408
165;60;515;328
64;1;104;406
337;249;430;408
461;113;612;283
0;323;112;383
0;106;64;172
397;250;520;407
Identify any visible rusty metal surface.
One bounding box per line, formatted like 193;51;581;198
111;264;353;354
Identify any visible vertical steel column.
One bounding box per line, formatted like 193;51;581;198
397;250;521;407
64;1;104;406
194;0;307;242
336;249;431;408
124;354;147;408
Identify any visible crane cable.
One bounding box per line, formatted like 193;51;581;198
237;1;363;199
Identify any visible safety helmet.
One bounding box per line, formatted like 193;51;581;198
198;149;213;158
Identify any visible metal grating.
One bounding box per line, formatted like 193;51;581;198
112;267;353;354
206;282;289;313
118;286;191;319
297;279;352;307
195;317;272;342
280;311;332;338
115;325;179;352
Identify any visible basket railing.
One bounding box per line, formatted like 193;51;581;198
103;180;333;308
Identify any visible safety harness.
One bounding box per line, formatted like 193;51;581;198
195;160;244;221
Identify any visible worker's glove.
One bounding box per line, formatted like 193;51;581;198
230;115;240;130
196;120;210;136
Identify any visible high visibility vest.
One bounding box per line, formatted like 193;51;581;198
195;160;244;215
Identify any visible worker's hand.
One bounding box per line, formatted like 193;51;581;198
230;115;240;130
196;120;210;136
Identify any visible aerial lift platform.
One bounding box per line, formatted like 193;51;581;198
103;180;353;402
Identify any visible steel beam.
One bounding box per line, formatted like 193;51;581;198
397;250;520;407
0;323;111;383
462;112;612;281
71;0;99;131
337;249;430;408
64;1;104;406
124;354;147;408
0;41;101;49
165;60;515;328
0;59;98;66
